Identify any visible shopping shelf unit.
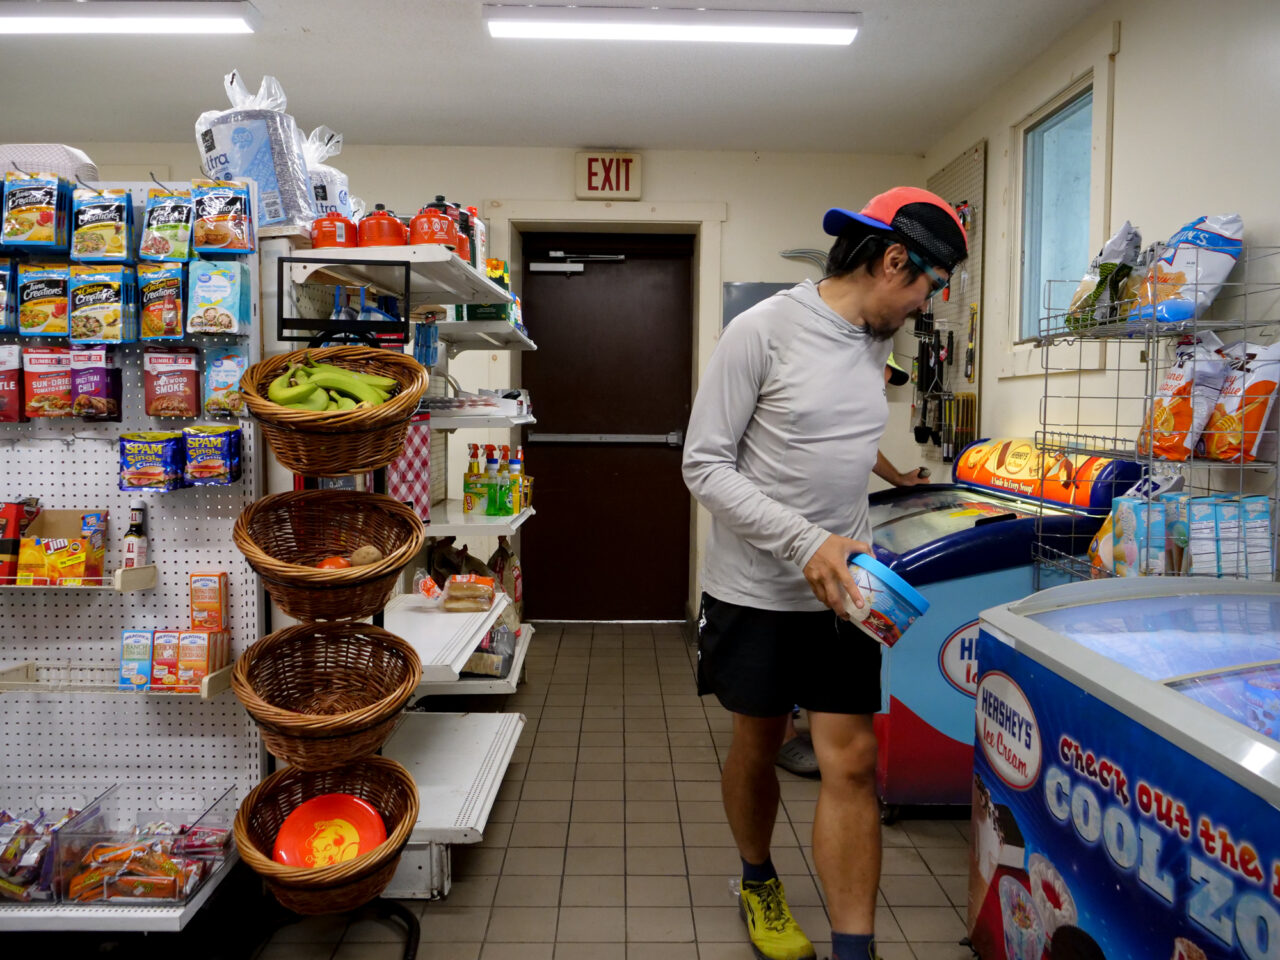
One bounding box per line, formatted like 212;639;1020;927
1031;244;1280;586
0;564;157;592
0;661;232;699
425;412;536;431
426;502;535;538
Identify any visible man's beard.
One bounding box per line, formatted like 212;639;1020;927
865;312;910;342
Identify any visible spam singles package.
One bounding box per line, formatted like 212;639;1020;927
119;426;242;491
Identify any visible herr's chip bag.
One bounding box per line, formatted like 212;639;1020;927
183;425;242;486
137;263;185;339
138;188;193;261
69;265;137;344
1137;332;1227;461
119;432;184;491
191;179;254;254
17;263;68;336
1128;214;1243;324
71;187;131;262
2;170;69;251
1066;221;1142;329
1203;340;1280;463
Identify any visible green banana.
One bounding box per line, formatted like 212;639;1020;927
267;364;319;405
303;359;397;390
336;395;357;411
285;386;330;411
302;369;385;406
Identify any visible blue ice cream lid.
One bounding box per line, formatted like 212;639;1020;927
849;552;930;614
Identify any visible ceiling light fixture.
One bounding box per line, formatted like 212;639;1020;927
482;5;860;45
0;1;261;35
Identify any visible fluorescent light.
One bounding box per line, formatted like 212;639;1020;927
483;5;860;45
0;1;260;35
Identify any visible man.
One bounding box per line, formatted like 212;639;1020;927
776;355;928;778
682;187;967;960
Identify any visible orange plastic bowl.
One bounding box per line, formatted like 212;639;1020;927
272;792;388;868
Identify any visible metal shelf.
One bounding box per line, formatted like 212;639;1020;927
424;413;535;431
0;852;237;931
288;245;511;306
381;711;526;845
1036;432;1277;472
426;502;534;537
0;565;157;592
0;662;233;699
418;624;534;696
382;593;512;683
434;321;537;356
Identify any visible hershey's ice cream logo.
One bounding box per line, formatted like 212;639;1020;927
939;619;981;697
977;671;1041;789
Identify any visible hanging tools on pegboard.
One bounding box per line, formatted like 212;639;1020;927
965;303;977;383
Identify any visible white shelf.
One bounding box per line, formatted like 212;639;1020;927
434;321;537;355
0;662;232;699
425;413;535;431
426;502;535;537
0;565;157;593
382;593;512;683
381;712;526;844
0;852;237;932
419;624;534;696
287;245;511;306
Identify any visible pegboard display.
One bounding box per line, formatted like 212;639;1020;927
0;181;264;804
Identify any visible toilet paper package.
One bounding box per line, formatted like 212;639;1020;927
302;126;353;220
194;70;316;229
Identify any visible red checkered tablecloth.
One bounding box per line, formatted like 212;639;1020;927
387;413;431;521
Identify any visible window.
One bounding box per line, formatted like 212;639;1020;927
1020;88;1093;339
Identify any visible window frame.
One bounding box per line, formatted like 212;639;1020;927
1019;85;1095;342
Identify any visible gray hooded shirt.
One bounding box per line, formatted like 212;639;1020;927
683;280;891;611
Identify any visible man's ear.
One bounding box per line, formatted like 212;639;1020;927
882;243;909;277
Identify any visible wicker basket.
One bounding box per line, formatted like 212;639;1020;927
232;490;426;621
240;345;428;477
232;623;421;770
234;757;419;915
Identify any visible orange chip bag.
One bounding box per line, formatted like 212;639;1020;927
1203;341;1280;463
1137;333;1227;462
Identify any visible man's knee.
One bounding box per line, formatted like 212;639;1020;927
729;712;790;763
811;719;878;789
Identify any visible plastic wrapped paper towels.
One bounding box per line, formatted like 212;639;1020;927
194;70;316;229
302;126;354;220
0;144;97;182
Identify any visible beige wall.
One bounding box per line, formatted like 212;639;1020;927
923;0;1280;447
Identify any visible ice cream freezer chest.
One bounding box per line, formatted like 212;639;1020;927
968;577;1280;960
868;438;1141;807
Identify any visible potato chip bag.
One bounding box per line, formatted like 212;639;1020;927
1137;332;1227;461
1128;215;1242;324
1203;341;1280;463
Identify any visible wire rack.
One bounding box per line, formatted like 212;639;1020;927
1032;243;1280;587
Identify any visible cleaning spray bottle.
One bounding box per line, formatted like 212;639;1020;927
484;445;508;517
463;443;487;514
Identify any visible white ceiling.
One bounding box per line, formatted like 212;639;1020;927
1;0;1106;153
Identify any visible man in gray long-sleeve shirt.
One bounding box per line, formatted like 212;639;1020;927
683;187;967;960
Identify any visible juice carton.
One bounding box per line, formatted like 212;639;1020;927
177;629;216;694
1112;496;1165;577
1240;495;1274;582
189;571;229;630
1215;498;1244;579
150;630;181;692
1188;497;1220;577
119;629;153;692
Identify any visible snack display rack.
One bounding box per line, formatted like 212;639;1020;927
1031;243;1280;585
258;231;534;899
0;180;265;931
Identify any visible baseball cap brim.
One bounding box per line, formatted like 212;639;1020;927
823;208;892;237
886;353;910;387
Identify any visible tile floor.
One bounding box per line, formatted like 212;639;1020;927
255;622;974;960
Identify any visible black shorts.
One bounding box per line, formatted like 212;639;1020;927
696;592;882;717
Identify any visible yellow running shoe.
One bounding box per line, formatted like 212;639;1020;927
738;877;817;960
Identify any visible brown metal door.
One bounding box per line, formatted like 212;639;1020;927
520;232;694;620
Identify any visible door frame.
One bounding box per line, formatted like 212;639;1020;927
483;199;727;621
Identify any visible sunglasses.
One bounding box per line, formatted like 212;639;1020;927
906;250;949;299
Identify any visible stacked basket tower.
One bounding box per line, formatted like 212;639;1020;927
229;345;430;914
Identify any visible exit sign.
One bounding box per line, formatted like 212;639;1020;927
575;152;641;200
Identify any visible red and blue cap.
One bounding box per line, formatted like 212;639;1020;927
824;186;968;272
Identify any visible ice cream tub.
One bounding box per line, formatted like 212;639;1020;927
844;553;929;647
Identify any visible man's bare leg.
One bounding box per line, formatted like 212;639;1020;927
722;712;790;861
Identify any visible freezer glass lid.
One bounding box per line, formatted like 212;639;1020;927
1167;662;1280;743
871;490;1041;555
1028;593;1280;680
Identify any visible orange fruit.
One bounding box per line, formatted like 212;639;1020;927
316;556;351;569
